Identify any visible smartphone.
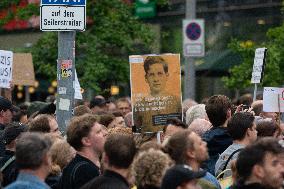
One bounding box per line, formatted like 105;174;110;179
242;105;250;110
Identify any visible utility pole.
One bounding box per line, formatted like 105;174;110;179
40;0;86;134
56;31;76;134
184;0;196;100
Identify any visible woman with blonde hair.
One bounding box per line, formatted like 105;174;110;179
45;137;76;189
132;149;172;189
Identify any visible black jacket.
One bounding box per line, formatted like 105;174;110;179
57;154;100;189
232;183;274;189
81;170;129;189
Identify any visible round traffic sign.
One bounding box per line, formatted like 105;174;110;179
186;22;201;41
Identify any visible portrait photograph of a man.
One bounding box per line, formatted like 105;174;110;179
130;54;182;133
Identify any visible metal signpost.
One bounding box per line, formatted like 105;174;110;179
40;0;86;134
183;18;204;100
183;0;205;100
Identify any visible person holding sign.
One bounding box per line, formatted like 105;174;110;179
133;56;182;133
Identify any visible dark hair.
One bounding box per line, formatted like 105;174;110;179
16;133;52;169
163;130;193;164
104;134;136;168
12;110;27;122
227;112;255;140
144;56;168;75
163;118;187;132
238;94;253;106
28;114;54;133
67;114;98;150
236;137;284;182
256;120;279;138
205;95;232;127
73;105;92;117
99;114;115;128
112;111;123;117
89;97;106;109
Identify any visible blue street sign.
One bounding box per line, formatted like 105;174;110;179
41;0;86;6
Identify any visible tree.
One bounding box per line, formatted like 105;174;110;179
1;0;158;95
222;24;284;90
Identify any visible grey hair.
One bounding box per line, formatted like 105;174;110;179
186;104;207;125
16;132;52;170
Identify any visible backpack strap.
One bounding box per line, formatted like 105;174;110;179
219;148;242;179
0;156;15;172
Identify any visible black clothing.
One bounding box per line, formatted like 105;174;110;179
138;186;160;189
45;173;61;189
0;150;18;186
57;154;100;189
0;123;6;157
232;183;272;189
81;170;129;189
202;127;233;174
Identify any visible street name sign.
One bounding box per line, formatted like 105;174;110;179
40;0;86;31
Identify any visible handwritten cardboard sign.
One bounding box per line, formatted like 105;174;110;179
0;50;13;88
251;48;267;84
13;53;35;86
263;87;284;112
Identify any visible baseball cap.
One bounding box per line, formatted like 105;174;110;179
2;122;28;145
161;164;206;189
90;97;108;108
0;96;19;112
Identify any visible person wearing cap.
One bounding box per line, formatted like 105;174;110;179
164;130;221;189
90;97;108;114
0;96;19;157
0;96;18;127
161;164;205;189
0;122;27;186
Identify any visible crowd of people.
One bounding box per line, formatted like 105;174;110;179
0;93;283;189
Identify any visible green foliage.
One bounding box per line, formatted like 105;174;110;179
223;24;284;89
17;3;40;19
222;39;255;89
31;0;154;94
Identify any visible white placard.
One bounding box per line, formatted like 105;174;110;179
74;70;82;100
0;50;13;88
183;19;205;57
59;98;70;111
263;87;284;112
251;48;267;84
40;6;85;31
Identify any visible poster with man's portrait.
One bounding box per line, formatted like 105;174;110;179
130;54;182;133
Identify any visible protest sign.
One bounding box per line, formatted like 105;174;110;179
74;70;82;100
0;50;13;88
13;53;35;86
251;48;267;84
263;87;284;113
130;54;182;133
